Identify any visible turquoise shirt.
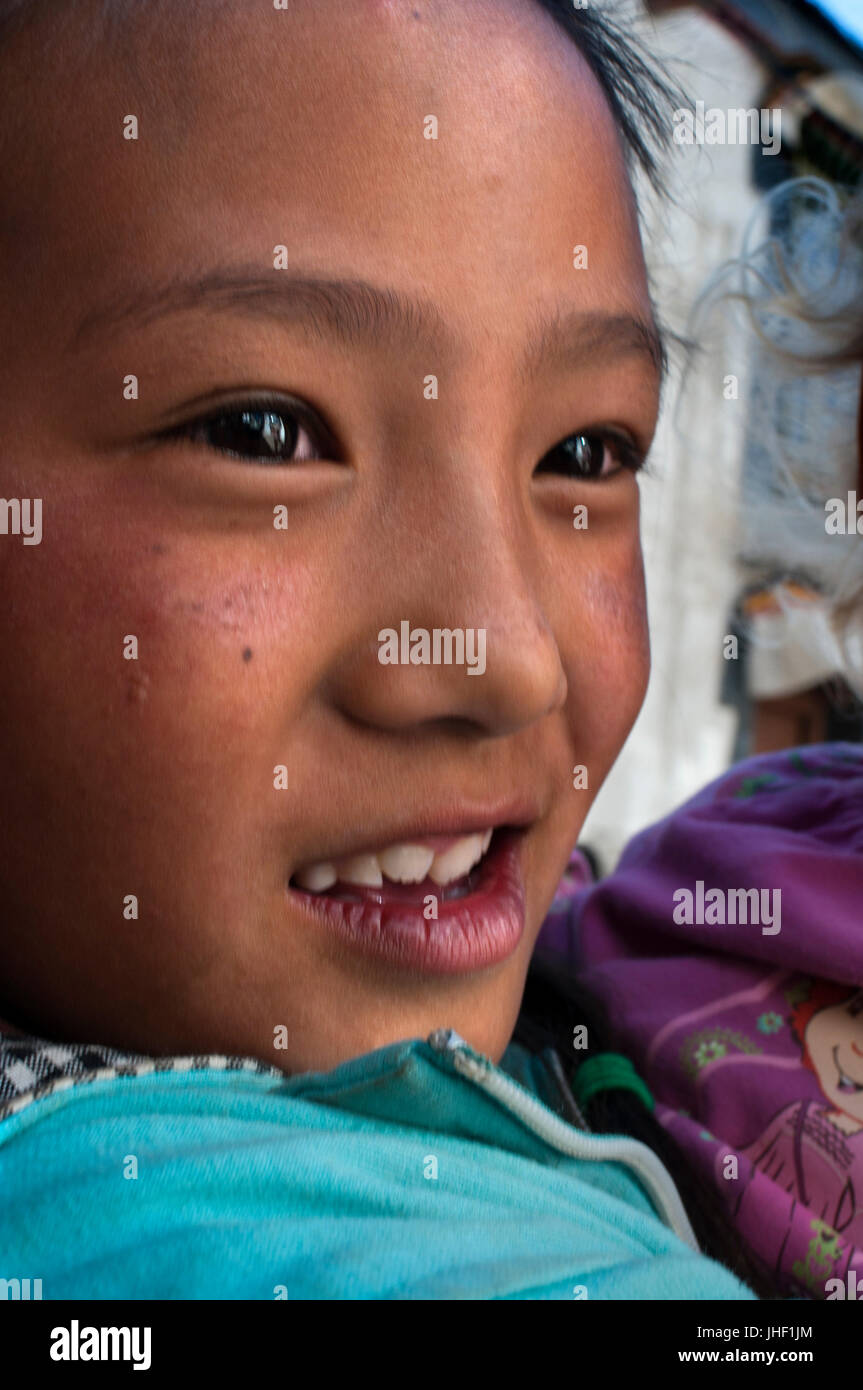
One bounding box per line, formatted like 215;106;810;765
0;1028;756;1300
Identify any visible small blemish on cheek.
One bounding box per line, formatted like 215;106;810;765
127;670;150;705
242;647;253;663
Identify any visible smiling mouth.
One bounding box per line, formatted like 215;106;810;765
833;1046;863;1094
289;827;498;904
286;825;528;974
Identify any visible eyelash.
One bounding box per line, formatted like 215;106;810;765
160;395;646;480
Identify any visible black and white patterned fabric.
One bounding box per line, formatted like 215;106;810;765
0;1029;283;1122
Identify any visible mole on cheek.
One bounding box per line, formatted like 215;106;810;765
242;647;253;663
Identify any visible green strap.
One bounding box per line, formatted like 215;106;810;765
571;1052;654;1113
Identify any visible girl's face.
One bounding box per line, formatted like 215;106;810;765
807;994;863;1122
0;0;659;1070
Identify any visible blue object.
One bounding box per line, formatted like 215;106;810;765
0;1029;757;1300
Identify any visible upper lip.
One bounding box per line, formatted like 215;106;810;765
288;799;539;876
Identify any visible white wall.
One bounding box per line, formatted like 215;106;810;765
581;8;766;868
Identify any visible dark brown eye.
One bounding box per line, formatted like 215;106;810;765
165;399;334;464
534;431;641;480
203;409;297;460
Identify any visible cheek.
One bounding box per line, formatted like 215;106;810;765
0;493;328;838
806;1020;831;1069
834;1015;861;1052
560;535;650;762
582;540;650;666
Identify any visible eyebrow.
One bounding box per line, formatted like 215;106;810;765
69;267;666;382
521;303;666;383
69;269;450;357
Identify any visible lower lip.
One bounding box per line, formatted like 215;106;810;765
287;830;526;974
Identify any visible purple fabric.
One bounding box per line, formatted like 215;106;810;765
538;743;863;1299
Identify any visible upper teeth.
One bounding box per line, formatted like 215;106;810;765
294;829;493;893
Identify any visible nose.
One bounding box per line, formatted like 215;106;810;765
326;465;568;739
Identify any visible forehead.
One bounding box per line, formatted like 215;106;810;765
0;0;650;353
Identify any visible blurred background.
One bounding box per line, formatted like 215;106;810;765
580;0;863;870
